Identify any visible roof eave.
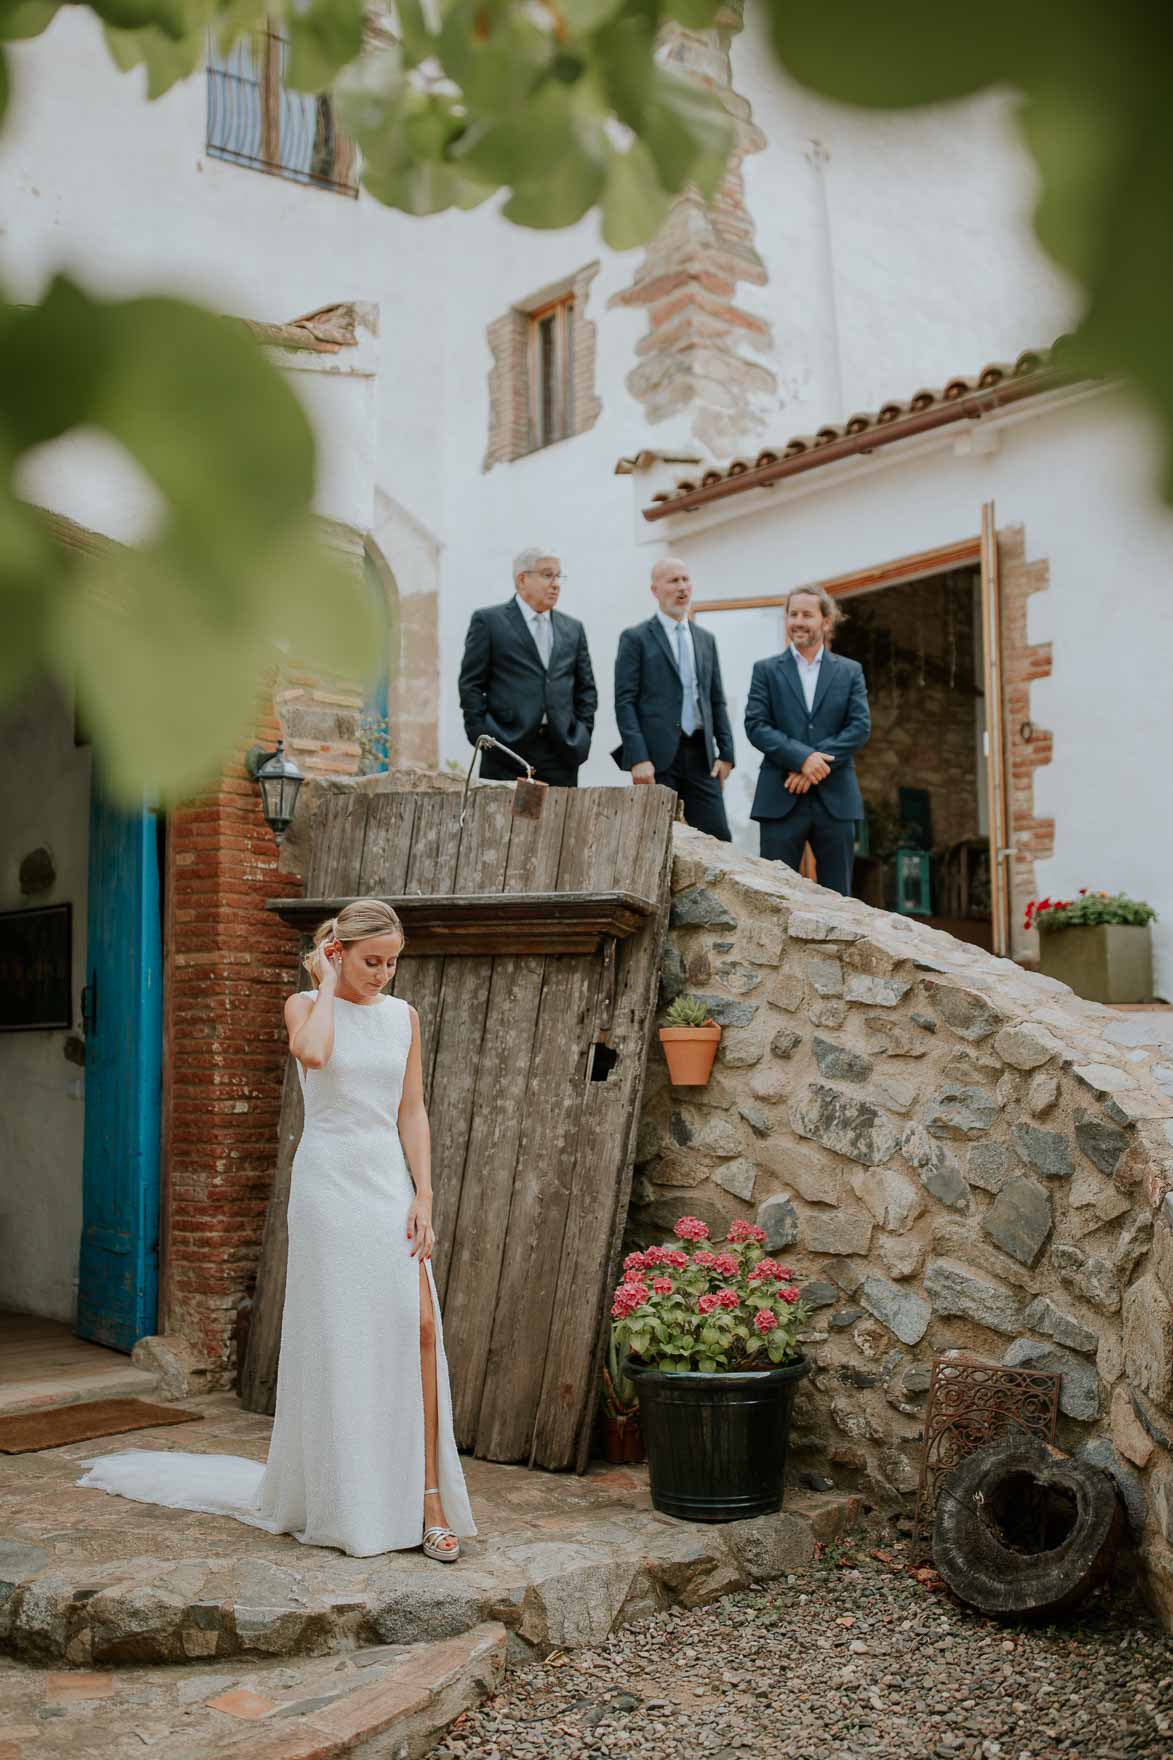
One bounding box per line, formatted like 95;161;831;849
641;367;1090;522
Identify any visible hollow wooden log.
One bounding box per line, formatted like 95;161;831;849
932;1438;1124;1619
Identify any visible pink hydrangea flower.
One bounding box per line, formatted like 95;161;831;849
772;1264;795;1281
651;1277;674;1295
674;1216;710;1242
714;1288;739;1310
662;1249;689;1270
692;1250;717;1269
623;1250;649;1273
711;1253;740;1278
780;1285;801;1305
697;1292;721;1315
726;1221;767;1244
642;1245;667;1267
754;1309;776;1334
611;1285;646;1318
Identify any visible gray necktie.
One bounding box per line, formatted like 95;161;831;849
676;620;698;736
534;612;552;668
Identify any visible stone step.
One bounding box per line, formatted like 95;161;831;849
0;1489;857;1669
0;1361;163;1419
0;1622;507;1760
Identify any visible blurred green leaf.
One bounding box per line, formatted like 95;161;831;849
0;3;63;41
765;0;1030;108
643;65;732;198
559;0;625;30
661;0;723;27
601;138;672;249
284;0;364;92
502;122;608;227
0;278;376;802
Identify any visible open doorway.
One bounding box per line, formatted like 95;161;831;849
692;519;1008;956
833;564;993;950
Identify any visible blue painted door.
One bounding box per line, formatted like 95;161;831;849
77;792;163;1352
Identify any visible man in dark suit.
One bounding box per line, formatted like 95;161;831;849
458;547;597;786
744;586;870;895
613;557;735;840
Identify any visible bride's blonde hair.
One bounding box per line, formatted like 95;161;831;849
304;898;405;983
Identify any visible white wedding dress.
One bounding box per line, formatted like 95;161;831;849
78;993;475;1557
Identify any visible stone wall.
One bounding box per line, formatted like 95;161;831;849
632;827;1173;1620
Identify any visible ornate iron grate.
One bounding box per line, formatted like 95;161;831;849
915;1352;1061;1546
206;31;358;197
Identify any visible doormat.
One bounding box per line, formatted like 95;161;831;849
0;1399;204;1454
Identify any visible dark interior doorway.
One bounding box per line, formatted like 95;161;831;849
834;566;993;951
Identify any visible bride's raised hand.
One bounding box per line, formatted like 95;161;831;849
407;1196;435;1261
317;940;342;992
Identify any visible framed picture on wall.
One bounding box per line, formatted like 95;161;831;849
0;903;73;1031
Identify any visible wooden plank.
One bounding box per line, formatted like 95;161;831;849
424;789;515;1302
438;792;572;1447
474;790;632;1461
268;890;656;954
555;788;628;892
393;794;464;1087
532;786;678;1468
358;793;418;894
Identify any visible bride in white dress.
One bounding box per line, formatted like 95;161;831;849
78;899;475;1561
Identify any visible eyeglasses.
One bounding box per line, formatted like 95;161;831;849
526;569;565;583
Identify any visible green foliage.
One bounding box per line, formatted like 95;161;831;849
1027;890;1157;933
663;993;713;1028
767;0;1173;500
0;279;374;803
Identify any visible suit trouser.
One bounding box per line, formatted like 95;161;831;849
656;731;731;841
479;726;581;788
758;794;855;895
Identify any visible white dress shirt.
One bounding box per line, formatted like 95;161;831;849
789;643;824;712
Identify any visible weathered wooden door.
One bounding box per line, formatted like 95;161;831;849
77;792;163;1352
980;502;1011;956
241;784;675;1471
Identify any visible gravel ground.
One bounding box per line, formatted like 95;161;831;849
431;1537;1172;1760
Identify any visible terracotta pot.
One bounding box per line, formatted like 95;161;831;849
1037;923;1153;1005
601;1411;645;1465
659;1022;721;1085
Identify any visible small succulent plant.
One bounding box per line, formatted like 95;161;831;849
663;993;713;1029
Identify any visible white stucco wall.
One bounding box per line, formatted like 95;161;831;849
641;385;1173;997
0;684;91;1321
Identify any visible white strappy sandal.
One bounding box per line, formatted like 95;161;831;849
422;1488;460;1562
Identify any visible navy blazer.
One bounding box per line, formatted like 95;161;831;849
612;615;735;774
459;599;597;764
744;649;870;822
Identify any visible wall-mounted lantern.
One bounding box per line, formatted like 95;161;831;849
246;740;304;845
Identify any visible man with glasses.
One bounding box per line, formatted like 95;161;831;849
459;547;598;787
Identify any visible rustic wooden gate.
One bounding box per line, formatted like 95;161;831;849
240;783;675;1471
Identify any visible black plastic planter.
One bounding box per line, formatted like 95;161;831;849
629;1357;810;1522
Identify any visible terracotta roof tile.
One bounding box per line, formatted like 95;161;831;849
645;338;1081;517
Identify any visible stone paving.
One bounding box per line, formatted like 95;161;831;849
0;1395;855;1668
0;1622;506;1760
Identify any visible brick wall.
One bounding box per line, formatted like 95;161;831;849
609;2;776;454
161;703;302;1377
999;525;1054;962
